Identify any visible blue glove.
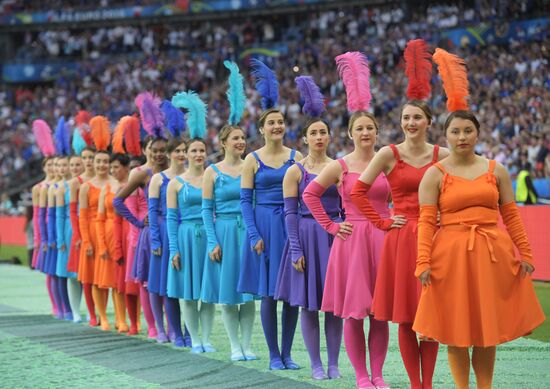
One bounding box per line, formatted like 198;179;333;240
113;196;144;229
240;188;261;249
284;197;303;263
56;205;65;248
202;198;219;254
167;207;180;261
148;197;161;252
39;206;47;245
47;206;56;246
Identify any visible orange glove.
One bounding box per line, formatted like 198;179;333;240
96;211;107;258
79;207;91;253
415;205;438;278
113;213;123;263
500;201;533;266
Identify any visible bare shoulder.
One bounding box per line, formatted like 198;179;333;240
293;149;304;160
285;164;301;180
149;173;162;187
437;146;451;159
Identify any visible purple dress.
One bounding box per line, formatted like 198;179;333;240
274;162;341;311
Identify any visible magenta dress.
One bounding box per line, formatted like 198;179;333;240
125;188;147;284
321;158;390;320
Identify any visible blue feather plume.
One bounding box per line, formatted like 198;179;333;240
295;76;326;118
72;128;87;156
161;100;185;137
55;116;71;156
224;60;246;125
171;91;207;140
250;58;278;110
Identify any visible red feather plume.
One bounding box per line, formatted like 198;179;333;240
75;110;93;146
121;115;141;157
89;115;111;151
404;39;433;100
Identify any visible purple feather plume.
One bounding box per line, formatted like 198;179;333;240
135;92;165;137
295;76;325;118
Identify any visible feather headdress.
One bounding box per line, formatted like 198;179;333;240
121;115;142;157
135;92;165;138
72;128;88;156
250;58;278;110
295;76;325;118
54;116;71;156
335;51;372;113
111;119;126;154
160;100;185;138
171;91;207;140
433;48;469;111
74;110;93;146
89;115;111;151
404;39;433;100
224;60;246;125
32;119;56;157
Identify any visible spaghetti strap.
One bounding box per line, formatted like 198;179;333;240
251;151;265;168
337;158;348;173
77;176;83;184
488;159;496;174
295;162;307;176
175;176;185;185
289;149;296;161
146;168;153;178
432;144;440;162
434;162;447;174
160;171;168;181
210;164;222;175
389;144;401;161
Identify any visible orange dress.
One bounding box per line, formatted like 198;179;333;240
95;186;118;289
78;183;100;284
413;160;545;347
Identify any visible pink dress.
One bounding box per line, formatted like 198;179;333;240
321;158;390;319
125;188;147;284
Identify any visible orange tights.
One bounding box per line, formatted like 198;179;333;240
447;346;496;389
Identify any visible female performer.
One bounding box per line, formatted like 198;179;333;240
275;76;342;380
238;59;303;370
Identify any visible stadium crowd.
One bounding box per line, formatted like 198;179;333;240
0;2;549;199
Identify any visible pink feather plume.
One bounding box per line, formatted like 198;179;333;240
335;51;372;113
32;119;56;157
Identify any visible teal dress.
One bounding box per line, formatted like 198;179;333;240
56;181;76;278
166;177;206;301
201;165;253;305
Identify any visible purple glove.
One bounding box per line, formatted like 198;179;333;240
114;196;144;229
284;197;304;263
39;206;47;245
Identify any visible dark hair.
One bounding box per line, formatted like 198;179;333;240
41;156;54;167
218;125;245;154
347;111;379;134
444;110;480;134
81;146;96;154
166;137;187;153
130;155;146;166
186;138;207;149
69;154;82;161
401;100;433;124
94;149;111;159
110;153;130;167
143;135;168;149
301;118;331;138
258;108;283;130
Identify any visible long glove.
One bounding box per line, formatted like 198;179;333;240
79;208;91;253
47;206;56;247
350;180;393;231
96;211;108;258
302;181;340;235
167;207;180;261
39;206;47;246
284;197;304;263
148;197;161;252
56;205;65;249
202;198;219;254
113;197;144;229
69;202;81;242
33;205;40;248
415;205;438;278
500;201;533;265
240;188;261;248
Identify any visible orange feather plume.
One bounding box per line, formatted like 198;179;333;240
432;48;469;111
121;115;141;157
111;118;125;154
89;115;111;151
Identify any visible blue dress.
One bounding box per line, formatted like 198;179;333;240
44;184;58;276
147;172;170;296
201;165;254;305
56;181;76;278
132;168;153;283
238;149;296;297
166;177;207;300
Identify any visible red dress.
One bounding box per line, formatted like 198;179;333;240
372;144;439;324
